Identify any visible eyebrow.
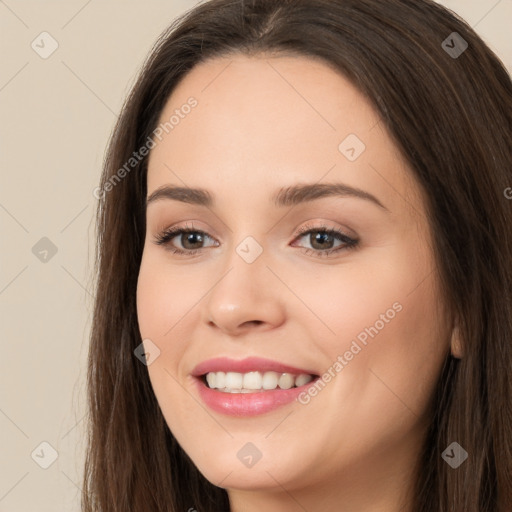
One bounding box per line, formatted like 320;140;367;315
146;182;389;212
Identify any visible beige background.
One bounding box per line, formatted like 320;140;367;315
1;1;510;510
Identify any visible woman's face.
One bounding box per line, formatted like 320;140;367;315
136;54;453;505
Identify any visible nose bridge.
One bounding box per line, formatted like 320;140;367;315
202;233;284;333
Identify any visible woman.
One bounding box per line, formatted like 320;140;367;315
83;0;512;510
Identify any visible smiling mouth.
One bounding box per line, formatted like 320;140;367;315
200;370;319;393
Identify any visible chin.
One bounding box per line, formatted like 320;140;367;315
181;441;304;491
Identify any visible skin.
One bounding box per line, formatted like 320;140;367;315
136;54;459;512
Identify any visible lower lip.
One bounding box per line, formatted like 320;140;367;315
193;377;318;416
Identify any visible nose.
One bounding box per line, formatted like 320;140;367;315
202;257;286;337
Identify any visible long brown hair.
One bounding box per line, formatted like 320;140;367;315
83;1;512;510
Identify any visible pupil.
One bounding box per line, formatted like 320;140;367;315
312;232;333;249
184;232;202;249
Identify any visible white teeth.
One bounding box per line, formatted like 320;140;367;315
225;372;243;389
216;371;226;388
278;373;295;389
295;374;313;387
204;370;315;392
206;372;216;389
262;371;279;389
243;371;262;389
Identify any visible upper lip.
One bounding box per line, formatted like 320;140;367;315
191;356;318;377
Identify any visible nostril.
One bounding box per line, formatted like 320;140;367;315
244;320;263;327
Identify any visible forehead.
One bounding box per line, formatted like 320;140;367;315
146;54;424;220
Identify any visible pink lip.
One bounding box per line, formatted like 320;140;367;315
191;356;316;377
190;357;319;417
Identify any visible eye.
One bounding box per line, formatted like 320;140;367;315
153;222;218;256
153;221;359;258
291;222;359;257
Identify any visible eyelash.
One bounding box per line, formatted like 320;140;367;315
153;221;359;258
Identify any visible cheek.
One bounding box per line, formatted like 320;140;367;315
136;251;203;342
136;267;170;340
135;252;192;398
135;255;203;439
292;240;447;430
364;272;449;408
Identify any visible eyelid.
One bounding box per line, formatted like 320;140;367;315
294;220;355;239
